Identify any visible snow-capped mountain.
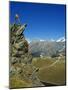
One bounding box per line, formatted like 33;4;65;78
29;37;65;57
27;37;65;43
56;37;65;42
39;39;45;42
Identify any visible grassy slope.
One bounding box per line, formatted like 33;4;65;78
32;57;66;85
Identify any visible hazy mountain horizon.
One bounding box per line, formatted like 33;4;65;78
26;36;65;43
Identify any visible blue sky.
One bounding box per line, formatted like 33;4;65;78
10;1;66;41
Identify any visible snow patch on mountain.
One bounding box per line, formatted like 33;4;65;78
27;37;65;43
56;37;65;42
40;39;45;42
26;38;31;43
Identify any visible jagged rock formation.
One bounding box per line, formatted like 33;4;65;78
9;15;44;88
10;23;32;64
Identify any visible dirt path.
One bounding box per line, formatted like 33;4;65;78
39;59;60;70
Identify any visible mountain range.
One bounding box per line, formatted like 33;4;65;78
28;37;65;57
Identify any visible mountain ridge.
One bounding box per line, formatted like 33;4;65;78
27;37;65;44
29;38;65;57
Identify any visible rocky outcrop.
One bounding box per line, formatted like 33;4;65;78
10;22;32;64
9;15;43;88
